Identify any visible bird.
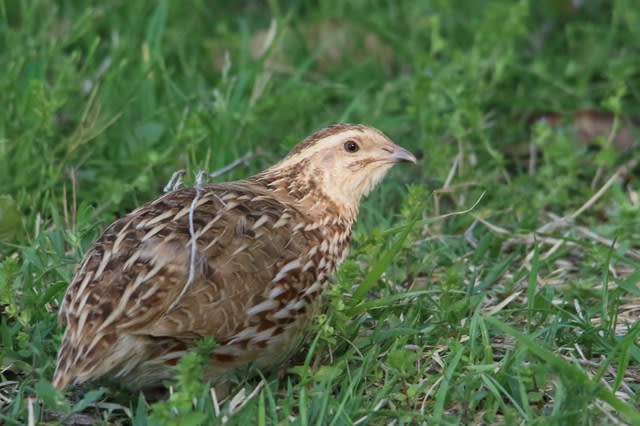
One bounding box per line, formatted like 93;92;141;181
52;123;416;391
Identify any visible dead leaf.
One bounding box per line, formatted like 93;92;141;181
529;109;639;152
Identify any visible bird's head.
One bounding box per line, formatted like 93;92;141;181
258;124;416;219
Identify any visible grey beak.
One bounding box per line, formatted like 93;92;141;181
390;144;417;164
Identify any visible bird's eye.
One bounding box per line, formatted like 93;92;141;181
343;140;359;153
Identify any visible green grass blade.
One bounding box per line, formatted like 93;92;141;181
486;317;640;424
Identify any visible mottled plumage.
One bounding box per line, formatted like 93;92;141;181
53;123;416;390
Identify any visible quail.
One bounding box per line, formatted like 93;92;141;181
53;123;416;390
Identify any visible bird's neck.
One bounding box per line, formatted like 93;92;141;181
251;165;359;225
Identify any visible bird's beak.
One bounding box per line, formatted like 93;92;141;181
389;144;417;164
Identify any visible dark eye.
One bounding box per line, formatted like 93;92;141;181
343;140;359;153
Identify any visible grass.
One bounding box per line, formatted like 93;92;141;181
1;0;639;424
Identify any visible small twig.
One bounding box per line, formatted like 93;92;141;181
435;192;486;221
28;398;35;426
208;152;253;180
473;213;510;235
433;181;477;194
485;290;522;315
591;114;621;189
163;152;253;193
169;171;207;311
574;225;640;261
537;237;565;261
608;365;634;396
222;382;264;424
434;152;461;216
443;153;460;189
537;164;627;234
574;299;586;322
210;387;221;418
413;192;486;246
94;402;132;419
464;219;478;248
163;170;186;193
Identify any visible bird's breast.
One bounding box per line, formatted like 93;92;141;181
217;224;353;370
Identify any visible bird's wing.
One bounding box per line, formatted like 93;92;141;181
140;183;322;343
58;182;318;353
